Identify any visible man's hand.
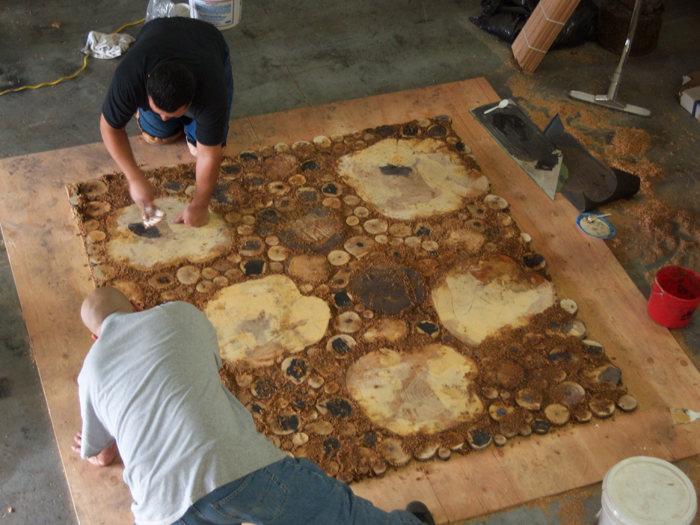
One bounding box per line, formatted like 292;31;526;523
174;202;210;227
72;432;118;467
128;177;156;215
179;142;221;227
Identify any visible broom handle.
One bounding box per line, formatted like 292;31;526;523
607;0;643;100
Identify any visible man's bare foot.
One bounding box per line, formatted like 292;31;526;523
187;141;197;157
135;110;183;144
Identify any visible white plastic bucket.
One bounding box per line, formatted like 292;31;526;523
598;456;697;525
190;0;241;30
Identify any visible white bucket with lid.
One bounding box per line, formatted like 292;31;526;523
598;456;697;525
190;0;241;30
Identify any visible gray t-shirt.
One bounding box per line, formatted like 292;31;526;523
78;302;285;525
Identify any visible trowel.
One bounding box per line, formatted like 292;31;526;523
142;205;165;228
127;205;171;238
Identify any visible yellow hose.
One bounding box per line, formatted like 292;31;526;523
0;18;145;96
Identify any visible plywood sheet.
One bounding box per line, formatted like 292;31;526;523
0;78;698;525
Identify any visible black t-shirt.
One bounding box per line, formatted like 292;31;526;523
102;17;230;146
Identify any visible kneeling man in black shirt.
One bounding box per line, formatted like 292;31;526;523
101;17;233;227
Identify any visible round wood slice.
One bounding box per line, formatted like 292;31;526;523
488;401;514;422
616;394;638;412
544;403;570;426
281;357;309;384
591;364;622;386
328;250;351;266
415;442;440;461
344;236;374;258
326;334;356;359
380;438;411;467
288;254;329;283
418;239;436;252
308;375;324;390
196;280;214;294
388;223;412;237
438;447;452;461
323;381;340;395
559;298;578;315
551;381;585;407
482;386;500;400
467;427;492;450
364;218;388;234
497;212;512;226
343;194;361;206
404;236;421;248
372;459;388;476
176;265;200;285
306;421;334;435
494;433;507;446
515;388;542;411
574;409;593;423
564;319;587;338
149;272;176;290
484;194;508;210
335;311;362;333
582;339;604;355
201;267;219;280
589;397;616;418
353;206;370;218
268;245;290;262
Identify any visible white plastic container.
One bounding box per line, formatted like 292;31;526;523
190;0;242;30
598;456;697;525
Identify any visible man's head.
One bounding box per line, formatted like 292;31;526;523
81;287;136;337
146;61;195;115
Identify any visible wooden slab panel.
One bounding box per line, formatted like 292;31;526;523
1;78;698;525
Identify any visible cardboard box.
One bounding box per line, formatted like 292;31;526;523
679;72;700;122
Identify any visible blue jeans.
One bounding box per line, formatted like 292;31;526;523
173;457;424;525
138;44;234;145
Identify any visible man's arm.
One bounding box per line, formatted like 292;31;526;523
100;114;156;215
74;378;118;467
175;143;222;227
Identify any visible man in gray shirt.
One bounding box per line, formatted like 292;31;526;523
73;287;435;525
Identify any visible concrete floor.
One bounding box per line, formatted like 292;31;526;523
1;1;698;523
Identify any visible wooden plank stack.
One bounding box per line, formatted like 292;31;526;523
512;0;582;73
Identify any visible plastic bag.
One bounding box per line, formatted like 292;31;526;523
553;0;597;49
470;0;597;48
146;0;195;22
470;0;534;42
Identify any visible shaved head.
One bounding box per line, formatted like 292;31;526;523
81;287;135;336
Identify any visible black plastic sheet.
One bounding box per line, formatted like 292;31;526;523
470;0;598;48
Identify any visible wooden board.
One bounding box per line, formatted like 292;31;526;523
0;78;698;525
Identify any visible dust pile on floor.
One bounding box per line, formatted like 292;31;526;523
67;117;636;483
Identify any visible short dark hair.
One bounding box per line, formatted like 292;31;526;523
146;62;195;112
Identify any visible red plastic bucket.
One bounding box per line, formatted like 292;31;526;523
647;266;700;328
